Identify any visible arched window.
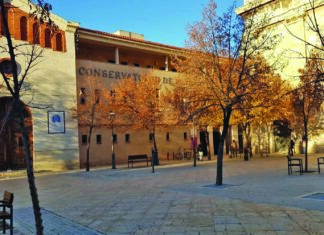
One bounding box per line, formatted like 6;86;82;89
44;28;51;48
56;33;63;51
20;17;27;41
32;23;39;44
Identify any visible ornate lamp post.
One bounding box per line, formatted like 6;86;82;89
109;111;116;169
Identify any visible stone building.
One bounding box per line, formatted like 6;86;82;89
0;0;80;171
237;0;324;153
75;28;221;167
0;0;224;171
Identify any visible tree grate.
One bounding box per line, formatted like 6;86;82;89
302;193;324;200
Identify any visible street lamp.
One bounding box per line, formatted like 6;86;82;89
109;111;116;169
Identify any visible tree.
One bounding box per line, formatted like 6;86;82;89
235;75;291;157
74;77;110;171
0;1;55;234
113;74;168;166
171;0;282;185
289;57;324;172
272;118;293;152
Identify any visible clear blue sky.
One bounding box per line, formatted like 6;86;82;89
47;0;243;48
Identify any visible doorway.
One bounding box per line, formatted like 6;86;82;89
0;97;32;170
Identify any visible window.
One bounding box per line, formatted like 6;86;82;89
171;69;177;72
184;132;187;140
108;59;115;64
166;132;170;141
146;65;152;68
120;61;128;65
20;17;27;41
18;137;24;153
82;135;87;144
33;23;40;44
96;134;102;144
133;63;140;67
125;134;130;142
80;88;86;104
159;67;165;71
45;28;52;48
56;33;63;51
113;134;117;143
149;133;154;141
95;89;100;104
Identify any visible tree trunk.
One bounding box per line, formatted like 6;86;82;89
16;101;43;235
257;126;261;154
242;123;252;159
216;108;231;185
304;122;308;172
152;134;159;165
205;130;211;160
267;124;271;153
86;126;93;171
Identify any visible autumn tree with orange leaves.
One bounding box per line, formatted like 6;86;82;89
112;74;173;166
74;77;112;171
233;74;290;158
170;0;285;185
289;57;324;172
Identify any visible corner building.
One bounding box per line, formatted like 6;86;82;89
0;0;80;172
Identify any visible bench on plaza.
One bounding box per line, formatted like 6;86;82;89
287;155;303;175
128;154;149;168
260;148;268;157
0;191;14;235
318;157;324;173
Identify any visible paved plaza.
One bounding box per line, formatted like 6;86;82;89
1;153;324;234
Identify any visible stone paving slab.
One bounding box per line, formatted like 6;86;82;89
1;153;324;234
13;207;103;234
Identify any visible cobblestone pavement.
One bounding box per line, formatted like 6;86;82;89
1;153;324;234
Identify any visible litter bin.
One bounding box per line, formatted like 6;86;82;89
152;149;159;166
244;147;249;161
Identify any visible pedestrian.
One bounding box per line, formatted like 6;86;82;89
198;144;203;161
231;140;238;158
289;139;295;156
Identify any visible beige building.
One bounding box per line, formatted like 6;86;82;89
237;0;324;153
0;0;80;171
75;28;222;167
1;0;254;172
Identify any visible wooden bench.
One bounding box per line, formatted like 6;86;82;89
260;148;268;157
0;191;14;235
318;157;324;173
128;154;149;168
287;155;303;175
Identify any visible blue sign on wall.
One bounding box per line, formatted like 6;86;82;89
48;111;65;134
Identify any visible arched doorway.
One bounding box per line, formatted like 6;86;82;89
0;97;32;170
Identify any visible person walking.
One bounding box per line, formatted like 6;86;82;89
231;140;238;158
289;139;295;156
198;144;203;161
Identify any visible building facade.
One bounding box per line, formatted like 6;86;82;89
0;0;80;171
75;28;223;167
237;0;324;153
1;0;249;172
